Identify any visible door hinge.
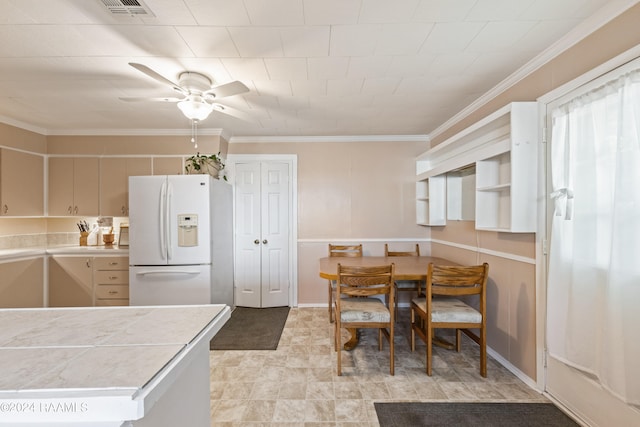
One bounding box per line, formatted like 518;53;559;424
542;238;548;256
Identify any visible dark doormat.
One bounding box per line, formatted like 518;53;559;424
374;402;579;427
210;306;290;350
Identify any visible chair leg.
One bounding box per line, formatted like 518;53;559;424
480;327;487;378
328;280;333;323
394;286;398;321
390;324;395;376
426;325;433;376
410;307;415;351
336;319;342;376
456;329;462;352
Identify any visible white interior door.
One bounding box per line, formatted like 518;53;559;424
233;160;291;308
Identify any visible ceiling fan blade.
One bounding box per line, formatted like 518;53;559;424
119;97;182;103
128;63;182;92
204;81;249;99
212;103;253;122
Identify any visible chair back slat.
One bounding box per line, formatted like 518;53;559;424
329;244;363;257
427;264;488;297
337;264;394;298
385;243;420;257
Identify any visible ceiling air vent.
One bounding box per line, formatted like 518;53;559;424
99;0;155;17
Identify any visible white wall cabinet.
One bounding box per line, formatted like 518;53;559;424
416;102;538;232
475;103;538;232
416;175;446;226
0;149;44;216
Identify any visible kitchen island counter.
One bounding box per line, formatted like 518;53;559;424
0;304;230;426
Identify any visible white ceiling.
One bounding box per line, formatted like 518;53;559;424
0;0;631;139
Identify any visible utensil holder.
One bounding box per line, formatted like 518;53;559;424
79;232;89;246
102;233;115;246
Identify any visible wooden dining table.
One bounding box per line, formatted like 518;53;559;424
319;255;457;350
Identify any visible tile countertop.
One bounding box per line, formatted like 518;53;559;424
0;245;129;260
0;305;226;390
0;304;230;424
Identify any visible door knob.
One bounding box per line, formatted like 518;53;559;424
262;239;268;244
254;239;260;244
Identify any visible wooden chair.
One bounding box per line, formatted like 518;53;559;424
334;263;395;375
385;243;421;320
327;244;363;322
410;263;489;377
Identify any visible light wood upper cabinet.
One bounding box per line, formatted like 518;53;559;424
0;149;44;216
0;258;44;308
48;157;100;216
100;157;151;216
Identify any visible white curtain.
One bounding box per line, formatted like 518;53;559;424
547;68;640;406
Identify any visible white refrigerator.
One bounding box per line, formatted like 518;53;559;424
128;174;234;307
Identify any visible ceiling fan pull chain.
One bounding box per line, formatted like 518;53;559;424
191;119;198;149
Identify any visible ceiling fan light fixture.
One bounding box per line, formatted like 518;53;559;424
177;96;213;121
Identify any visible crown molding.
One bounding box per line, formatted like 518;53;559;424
45;128;225;137
229;134;429;144
0;115;47;135
428;0;639;142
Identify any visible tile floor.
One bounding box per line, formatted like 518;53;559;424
209;307;547;426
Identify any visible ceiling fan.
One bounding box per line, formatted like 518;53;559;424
120;63;250;122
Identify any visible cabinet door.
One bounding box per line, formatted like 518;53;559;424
0;149;44;216
0;258;44;308
49;257;93;307
48;157;75;216
49;157;99;216
74;158;99;216
100;158;151;216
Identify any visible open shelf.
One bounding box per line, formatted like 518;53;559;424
416;102;538;232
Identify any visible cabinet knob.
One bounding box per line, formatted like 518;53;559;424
109;262;119;266
67;206;73;214
121;206;126;214
254;239;260;245
109;276;118;280
74;206;79;214
262;239;268;244
108;290;118;295
2;205;7;214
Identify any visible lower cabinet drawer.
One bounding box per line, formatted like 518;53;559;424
95;270;128;285
95;285;129;299
95;299;129;306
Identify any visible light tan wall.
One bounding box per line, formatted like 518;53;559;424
229;139;430;304
427;5;640;382
46;134;222;155
0;123;46;153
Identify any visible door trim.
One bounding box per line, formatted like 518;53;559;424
226;154;298;307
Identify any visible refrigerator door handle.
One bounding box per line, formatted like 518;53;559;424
159;179;167;261
134;269;202;276
166;181;173;261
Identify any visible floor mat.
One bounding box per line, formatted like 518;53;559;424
209;306;290;350
374;402;579;427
